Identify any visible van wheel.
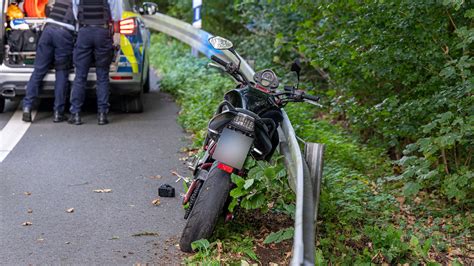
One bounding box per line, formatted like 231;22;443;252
0;97;5;113
121;92;143;113
142;51;151;93
143;70;150;93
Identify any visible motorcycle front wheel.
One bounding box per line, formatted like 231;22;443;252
179;164;231;252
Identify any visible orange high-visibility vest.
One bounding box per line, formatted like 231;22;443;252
24;0;48;18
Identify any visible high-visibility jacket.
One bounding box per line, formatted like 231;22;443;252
24;0;48;18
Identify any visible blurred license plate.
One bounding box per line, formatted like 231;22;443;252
212;128;253;170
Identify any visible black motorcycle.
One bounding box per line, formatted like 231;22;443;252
179;36;320;252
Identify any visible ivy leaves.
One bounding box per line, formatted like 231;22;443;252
229;158;291;213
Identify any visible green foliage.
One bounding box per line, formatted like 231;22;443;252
185;239;220;265
263;227;294;244
229;157;293;213
191;239;210;252
233;0;474;204
185;220;260;264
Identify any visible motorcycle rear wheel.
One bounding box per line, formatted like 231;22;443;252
179;165;231;252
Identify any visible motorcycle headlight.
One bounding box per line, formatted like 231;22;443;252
231;113;255;132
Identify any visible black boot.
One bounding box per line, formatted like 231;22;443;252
22;107;32;122
53;111;67;123
98;112;109;125
68;113;82;125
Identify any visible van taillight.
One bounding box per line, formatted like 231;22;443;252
119;18;136;35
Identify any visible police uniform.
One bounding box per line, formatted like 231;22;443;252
69;0;122;125
22;0;76;123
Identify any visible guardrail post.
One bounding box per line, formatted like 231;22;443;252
192;0;202;57
304;143;325;223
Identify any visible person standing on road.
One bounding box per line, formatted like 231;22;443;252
68;0;122;125
22;0;76;123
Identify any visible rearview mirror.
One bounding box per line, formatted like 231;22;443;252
209;36;233;50
291;59;301;89
135;2;158;15
291;59;301;75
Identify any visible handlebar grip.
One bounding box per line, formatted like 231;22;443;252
303;93;320;101
211;55;228;66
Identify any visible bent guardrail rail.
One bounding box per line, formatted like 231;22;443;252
143;13;324;265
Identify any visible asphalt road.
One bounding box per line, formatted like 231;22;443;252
0;74;188;264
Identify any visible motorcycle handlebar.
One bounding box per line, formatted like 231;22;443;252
272;90;320;101
211;55;228;67
303;93;320;102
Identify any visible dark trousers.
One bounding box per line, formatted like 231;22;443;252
70;26;114;114
23;24;74;112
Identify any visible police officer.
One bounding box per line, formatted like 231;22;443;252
22;0;76;123
68;0;122;125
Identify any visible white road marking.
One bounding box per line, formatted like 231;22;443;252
0;108;37;162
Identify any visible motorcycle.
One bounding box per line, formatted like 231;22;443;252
179;36;321;252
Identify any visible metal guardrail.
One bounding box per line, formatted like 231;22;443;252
142;14;255;80
143;13;324;265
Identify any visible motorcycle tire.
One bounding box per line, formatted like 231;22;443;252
184;180;203;219
179;164;231;253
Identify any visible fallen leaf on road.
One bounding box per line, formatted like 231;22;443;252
22;221;32;226
24;192;32;196
132;231;159;237
152;199;161;206
27;209;33;214
93;189;112;193
66;208;74;213
150;175;162;179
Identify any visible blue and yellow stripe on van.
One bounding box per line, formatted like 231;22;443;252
118;11;145;73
